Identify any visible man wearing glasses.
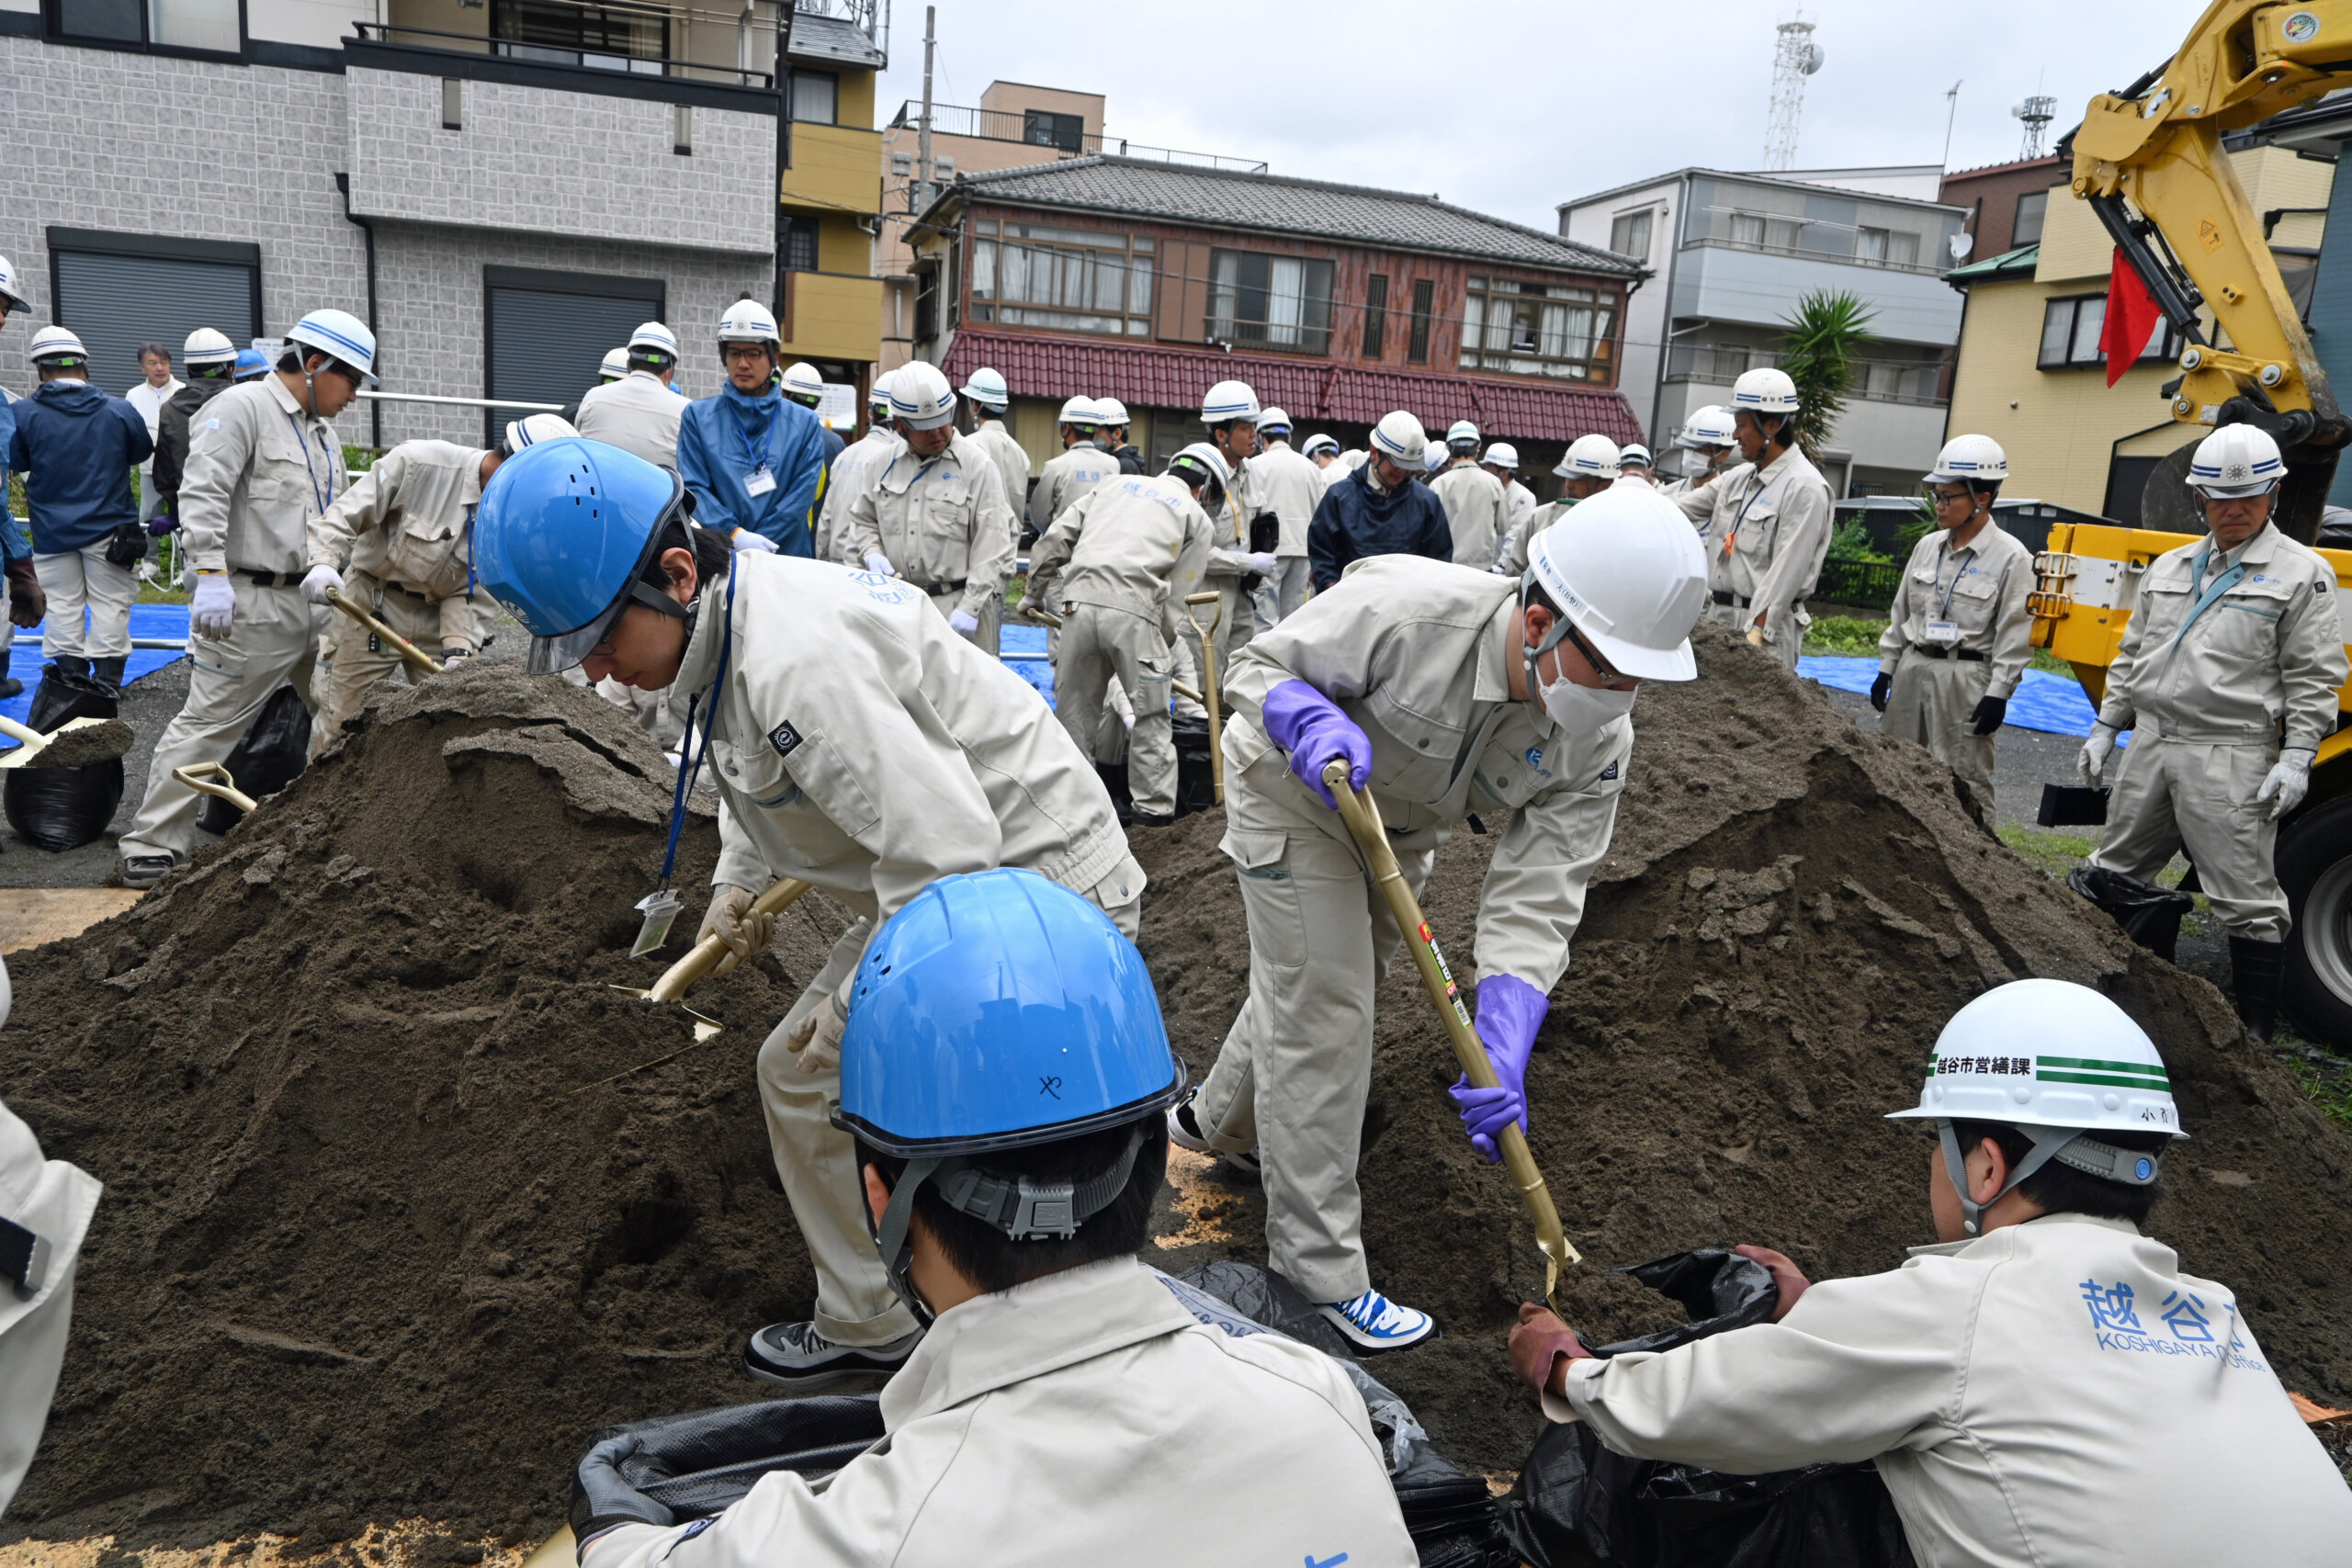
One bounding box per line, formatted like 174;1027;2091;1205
675;299;831;557
1869;435;2032;818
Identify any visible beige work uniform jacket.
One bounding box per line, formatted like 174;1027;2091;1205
1497;498;1576;578
0;1098;99;1516
1703;446;1831;635
1249;439;1324;558
1430;463;1509;570
582;1259;1416;1568
573;372;684;470
1223;555;1632;990
1552;1214;2352;1568
1027;473;1216;637
816;427;903;565
178;377;349;578
966;419;1032;532
1876;524;2035;699
2096;522;2346;751
690;555;1126;920
307;439;489;652
842;433;1018;624
1503;477;1537;539
1027;442;1122;536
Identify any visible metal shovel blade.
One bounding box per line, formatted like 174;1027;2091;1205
0;715;110;771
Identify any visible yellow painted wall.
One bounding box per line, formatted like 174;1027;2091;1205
785;271;882;363
783;122;881;216
834;68;876;130
1012;398;1060;477
810;212;866;276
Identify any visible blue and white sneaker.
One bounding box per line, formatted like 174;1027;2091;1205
1317;1287;1437;1352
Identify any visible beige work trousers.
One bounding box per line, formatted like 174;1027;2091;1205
313;571;444;758
1250;557;1311;629
1192;761;1432;1304
927;589;1000;659
34;547;135;661
120;579;321;864
752;858;1146;1345
2088;732;2289;942
1055;604;1175;817
1884;648;1996;816
1761;604;1807;671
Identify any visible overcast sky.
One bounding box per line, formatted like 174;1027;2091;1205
869;0;2213;228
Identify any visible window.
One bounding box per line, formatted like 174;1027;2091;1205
1408;278;1434;364
673;103;692;155
1730;212;1766;246
1854;227;1921;267
2013;189;2050;247
442;77;463;130
791;71;838;125
1023;109;1084;153
1206;250;1335;355
967;220;1153;338
47;0;239;53
779;216;820;274
1460;276;1619;384
2037;292;2181;370
47;229;261;395
492;0;666;73
484;266;663;445
1362;273;1388;359
1609;209;1653;263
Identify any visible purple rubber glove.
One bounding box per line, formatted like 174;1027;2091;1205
146;513;177;537
1449;974;1548;1163
1261;678;1371;807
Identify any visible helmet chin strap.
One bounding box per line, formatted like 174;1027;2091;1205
1937;1119;2165;1236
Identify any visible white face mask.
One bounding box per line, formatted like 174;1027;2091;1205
1538;675;1636;733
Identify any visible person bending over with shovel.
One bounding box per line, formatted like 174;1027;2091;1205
1167;485;1709;1350
474;427;1141;1395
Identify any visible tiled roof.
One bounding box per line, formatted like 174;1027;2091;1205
944;157;1644;276
938;330;1644;445
786;13;884;69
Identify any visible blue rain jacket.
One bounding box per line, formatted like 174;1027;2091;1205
676;383;830;555
1307;462;1453;592
4;378;153;554
0;390;28;562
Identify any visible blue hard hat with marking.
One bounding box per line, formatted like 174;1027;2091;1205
834;868;1184;1157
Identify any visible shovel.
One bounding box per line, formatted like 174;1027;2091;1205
589;875;819;1082
0;714;132;771
172;761;257;815
1184;591;1224;806
325;588;445;676
1322;759;1577;1307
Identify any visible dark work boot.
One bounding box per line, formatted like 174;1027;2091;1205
49;654;89;682
91;655;127;698
2229;936;2287;1042
0;644;17;701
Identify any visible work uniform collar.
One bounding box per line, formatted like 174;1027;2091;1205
626;369;666;387
458;459;487;509
670;570;732;704
1905;1211;2142;1260
879;1258;1197;1432
882;434;960;493
1476;597;1520;706
2211;520;2279;570
261;372;320;426
1754;444;1801;485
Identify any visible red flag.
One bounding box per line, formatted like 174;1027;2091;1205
2099;247;2164;388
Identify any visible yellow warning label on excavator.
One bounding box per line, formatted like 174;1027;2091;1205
2199;216;2225;253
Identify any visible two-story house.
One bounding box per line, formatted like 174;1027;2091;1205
902;156;1647;486
0;0;883;448
1557;165;1969;496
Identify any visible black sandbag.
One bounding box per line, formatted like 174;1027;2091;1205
2066;863;2193;963
1598;1248;1778;1358
3;669;123;852
570;1393;888;1529
1175;1257;1361;1360
1172;716;1216;818
197;684;312;835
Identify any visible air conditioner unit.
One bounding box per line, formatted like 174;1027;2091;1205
890;152;912;176
933;155;956;176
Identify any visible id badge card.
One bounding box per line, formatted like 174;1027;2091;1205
632;886;684;956
1925;621;1961;646
744;467;776;497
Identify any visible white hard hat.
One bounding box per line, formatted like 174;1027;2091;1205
1676;405;1738;449
869;368;896;410
1525;485;1708;682
1302;433;1340;458
959;367;1010;407
2188;424;2286;499
286;308;379;384
599;346;630;380
182;327;237;367
1731;367;1799;416
717;299;782;348
1555;433;1622;479
1255;405;1293;432
1619;444;1654;468
1057;395;1102;427
1483;442;1520;469
1446;419;1480;448
890;362;957;430
1201;378;1261;423
502;412;579;456
1097;398;1129;425
28;324;85;366
1928;434;2009;486
780;361;826;400
1369;410;1428;468
0;255;27;315
628;321;680;359
1169;441;1234;492
1425;445;1451;473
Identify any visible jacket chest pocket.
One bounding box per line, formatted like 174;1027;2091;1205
2135;583;2191;648
712;735;801;812
2204;580;2295;660
1733;502;1778;557
1948;570;2001;630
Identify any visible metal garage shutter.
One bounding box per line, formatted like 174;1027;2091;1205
51;247;261;398
485;268;665;444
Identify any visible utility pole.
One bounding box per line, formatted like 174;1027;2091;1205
916;6;935;213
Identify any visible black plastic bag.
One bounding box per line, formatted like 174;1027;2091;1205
2066;863;2193;962
3;669;123;852
1172;715;1215;818
569;1393;887;1531
197;684;312;835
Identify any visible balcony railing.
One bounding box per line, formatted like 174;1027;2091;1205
886;101;1268;174
353;20;775;88
1665;344;1948;407
1683;233;1951;276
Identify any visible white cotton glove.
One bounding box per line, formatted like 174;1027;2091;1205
2256;748;2315;819
1245;551;1281;575
865;552;895;577
2077;722;2120;786
730;528;777;554
696;884;775;976
1208;548;1248;574
190;572;236;638
300;563;343;605
949;606;980;638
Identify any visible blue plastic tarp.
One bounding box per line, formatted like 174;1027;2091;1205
1001;622;1055;707
1;603;189;749
1797;654;2111;739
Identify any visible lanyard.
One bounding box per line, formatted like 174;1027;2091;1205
1933;539;1973;619
1723;470;1770;559
286;410;333;515
657;567;738;888
2166;543;2248;656
735;401;774;479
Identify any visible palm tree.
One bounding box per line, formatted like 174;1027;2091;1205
1776;290;1877;466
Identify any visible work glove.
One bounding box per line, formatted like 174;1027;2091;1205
2256;748;2315;819
696;884;775;977
1260;678;1372;808
4;558;43;629
569;1433;674;1554
1746;624;1767;648
145;513;177;537
864;551;895;577
1868;671;1892;713
1971;694;2007;736
300;563;344;605
948;606;980;639
1245;551;1281;575
1448;974;1546;1163
190;571;236;638
730;527;776;554
788;993;849;1075
1734;1244;1813;1322
2077;722;2120;785
1509;1303;1593;1397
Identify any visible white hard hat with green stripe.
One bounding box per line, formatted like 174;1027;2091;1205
1887;978;2184;1235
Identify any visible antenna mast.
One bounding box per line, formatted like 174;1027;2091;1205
2013;95;2056;161
1765;16;1826;172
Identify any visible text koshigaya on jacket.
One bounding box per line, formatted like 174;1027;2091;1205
4;379;153;553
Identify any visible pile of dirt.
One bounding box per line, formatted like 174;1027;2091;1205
1128;624;2352;1469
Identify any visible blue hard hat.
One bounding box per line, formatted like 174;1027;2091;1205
835;868;1184;1158
232;348;268;380
474;436;689;674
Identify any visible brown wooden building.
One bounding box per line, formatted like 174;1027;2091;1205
904;155;1649;485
